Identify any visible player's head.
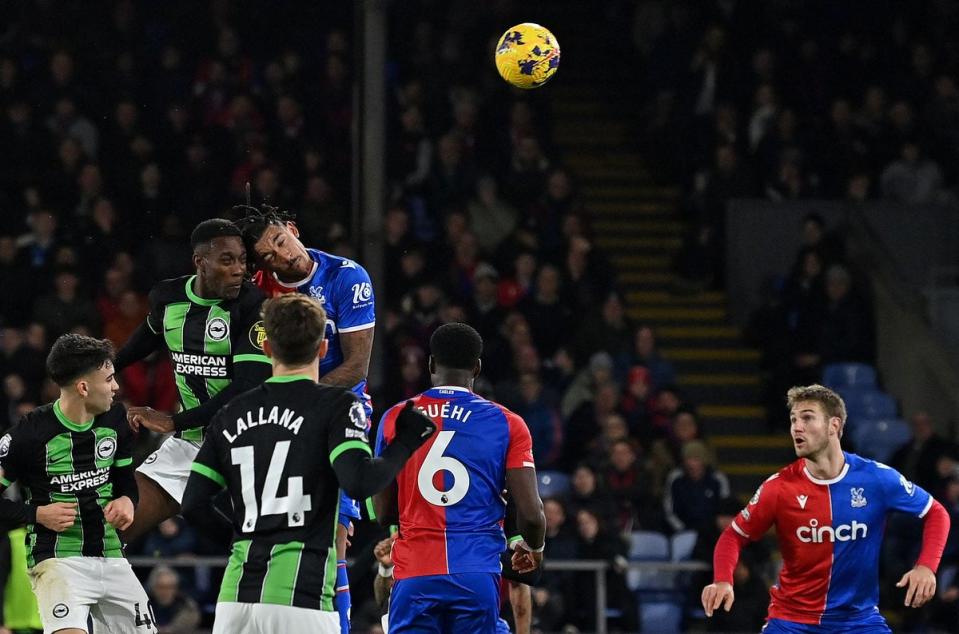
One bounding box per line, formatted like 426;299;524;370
46;334;118;414
234;204;312;280
261;294;328;367
787;384;847;458
190;218;246;300
428;322;483;386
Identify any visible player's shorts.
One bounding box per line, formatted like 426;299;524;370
137;435;200;504
28;556;157;634
389;572;500;633
214;602;339;634
763;612;892;634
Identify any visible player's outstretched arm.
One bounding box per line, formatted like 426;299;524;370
702;524;749;616
113;321;163;371
897;498;951;608
332;402;436;500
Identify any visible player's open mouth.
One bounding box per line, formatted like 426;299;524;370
794;437;805;447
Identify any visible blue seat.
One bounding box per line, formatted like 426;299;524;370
838;388;897;420
639;600;683;633
851;419;911;464
670;530;698;562
627;531;672;591
823;363;878;389
537;471;570;499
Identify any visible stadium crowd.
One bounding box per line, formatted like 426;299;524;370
0;1;957;633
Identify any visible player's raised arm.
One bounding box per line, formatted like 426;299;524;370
331;400;435;500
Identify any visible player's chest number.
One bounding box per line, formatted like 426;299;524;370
231;441;313;532
417;430;470;507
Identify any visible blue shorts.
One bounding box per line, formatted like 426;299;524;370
763;612;891;634
389;573;500;633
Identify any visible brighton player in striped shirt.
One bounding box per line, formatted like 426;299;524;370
0;335;156;633
374;323;546;632
702;384;950;632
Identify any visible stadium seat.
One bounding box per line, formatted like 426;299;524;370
670;530;698;562
838;388;897;421
639;600;683;633
851;419;911;464
627;531;672;591
536;471;570;499
823;363;878;389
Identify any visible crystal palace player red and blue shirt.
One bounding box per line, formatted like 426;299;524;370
731;452;933;624
375;387;534;579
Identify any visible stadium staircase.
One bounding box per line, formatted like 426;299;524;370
543;7;793;501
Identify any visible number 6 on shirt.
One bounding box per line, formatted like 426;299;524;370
417;431;470;507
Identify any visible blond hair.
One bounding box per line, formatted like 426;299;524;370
787;384;847;436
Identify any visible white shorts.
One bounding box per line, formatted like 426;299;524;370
28;557;157;634
214;602;340;634
136;436;200;504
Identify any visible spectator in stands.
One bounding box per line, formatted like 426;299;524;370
573;291;634;367
562;380;621;471
513;371;562;468
627;325;676;389
664;440;730;534
0;236;30;325
649;409;710;496
880;139;949;205
566;464;618;531
520;263;572;358
890;411;959;497
619;365;654;434
817;264;875;366
783;247;826;385
32;268;100;336
569;508;637;632
147;565;201;634
604;438;662;532
467;175;517;255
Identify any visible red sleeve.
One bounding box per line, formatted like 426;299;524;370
729;476;779;541
504;411;534;470
253;270;292;298
713;524;750;584
916;499;951;573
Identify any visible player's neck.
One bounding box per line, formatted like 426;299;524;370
192;274;218;299
57;393;96;426
805;444;846;481
272;362;319;383
431;370;474;391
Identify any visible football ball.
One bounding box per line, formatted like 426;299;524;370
494;23;560;89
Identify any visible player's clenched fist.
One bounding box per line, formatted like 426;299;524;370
393;401;437;452
701;581;735;617
36;502;77;532
103;496;135;531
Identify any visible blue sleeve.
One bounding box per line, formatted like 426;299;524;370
875;462;933;517
374;410;389;457
333;262;376;332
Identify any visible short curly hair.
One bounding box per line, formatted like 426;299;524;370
787;384;848;436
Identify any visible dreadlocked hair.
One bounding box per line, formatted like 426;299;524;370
232;203;296;255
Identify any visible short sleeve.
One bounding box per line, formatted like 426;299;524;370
232;286;271;367
504;411;535;470
333;262;376;332
145;286;164;334
0;421;28;487
731;475;780;540
874;462;933;517
374;407;397;457
190;418;226;488
328;392;372;465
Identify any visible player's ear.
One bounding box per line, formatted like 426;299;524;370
473;358;482;378
317;339;328;360
427;355;436;375
75;378;89;398
286;221;299;239
262;339;274;359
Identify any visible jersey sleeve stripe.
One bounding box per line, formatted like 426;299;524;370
365;497;377;520
338;322;376;333
114;457;133;467
234;353;271;364
918;495;934;518
522;461;535;468
0;476;11;487
191;462;226;488
730;520;749;538
329;440;372;464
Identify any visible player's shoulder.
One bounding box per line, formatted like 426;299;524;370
148;276;192;305
316;250;370;282
233;280;266;311
94;402;128;431
10;403;58;442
